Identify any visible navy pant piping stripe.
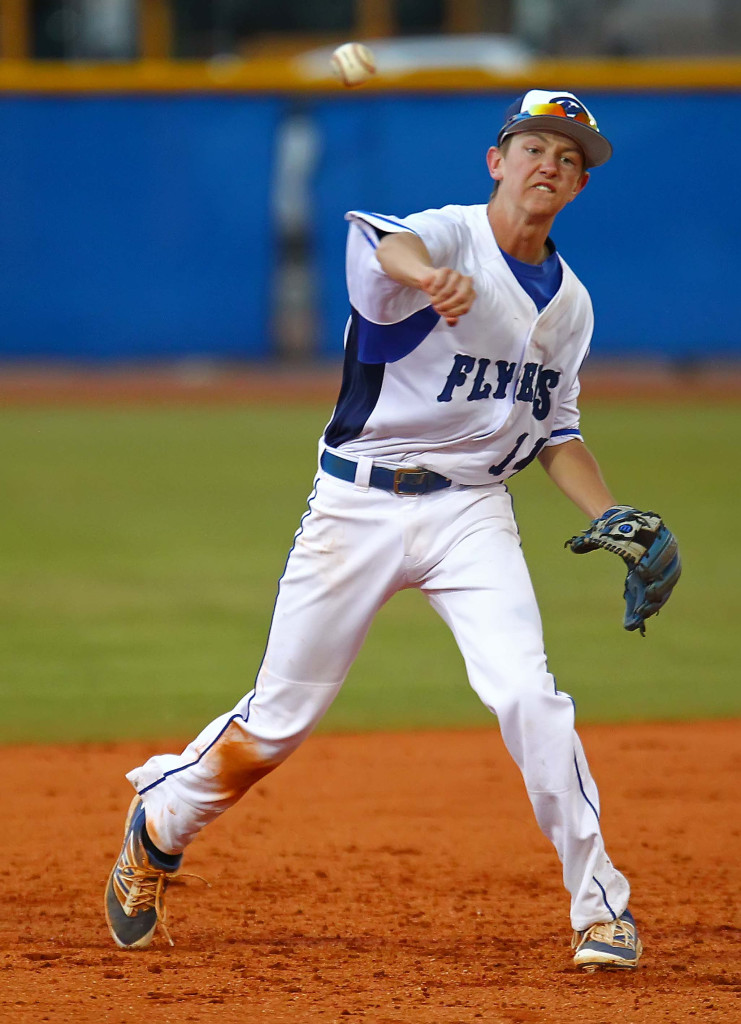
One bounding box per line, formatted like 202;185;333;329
591;875;617;921
573;752;600;823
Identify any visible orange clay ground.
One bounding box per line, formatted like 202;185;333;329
2;721;740;1024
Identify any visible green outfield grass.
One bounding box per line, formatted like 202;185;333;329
1;398;737;745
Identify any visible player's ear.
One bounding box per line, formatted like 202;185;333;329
568;170;590;202
486;146;504;182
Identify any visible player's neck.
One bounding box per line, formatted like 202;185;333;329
486;199;554;265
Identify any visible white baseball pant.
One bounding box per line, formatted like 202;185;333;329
128;467;630;931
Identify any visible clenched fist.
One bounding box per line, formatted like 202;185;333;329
419;267;476;326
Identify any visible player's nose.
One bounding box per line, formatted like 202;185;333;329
538;154;559;175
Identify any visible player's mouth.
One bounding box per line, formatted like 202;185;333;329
532;183;556;193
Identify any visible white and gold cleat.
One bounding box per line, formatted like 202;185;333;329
572;908;643;971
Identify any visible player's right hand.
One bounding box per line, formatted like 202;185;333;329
419;267;476;326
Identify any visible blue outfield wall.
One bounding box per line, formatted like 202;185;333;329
312;90;741;360
0;96;282;360
0;90;738;362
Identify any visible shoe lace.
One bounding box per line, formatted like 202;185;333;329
572;917;634;951
120;865;208;947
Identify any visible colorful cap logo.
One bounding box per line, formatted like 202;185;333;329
498;89;613;168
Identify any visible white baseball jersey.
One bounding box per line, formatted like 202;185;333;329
323;205;593;486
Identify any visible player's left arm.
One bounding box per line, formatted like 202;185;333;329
537;438;614;519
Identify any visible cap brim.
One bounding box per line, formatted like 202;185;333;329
499;116;612;168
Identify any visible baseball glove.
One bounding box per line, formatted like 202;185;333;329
565;505;681;636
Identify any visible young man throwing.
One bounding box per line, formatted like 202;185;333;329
105;90;680;970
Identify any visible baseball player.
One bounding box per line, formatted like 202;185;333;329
105;90;680;970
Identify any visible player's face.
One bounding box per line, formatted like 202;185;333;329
487;132;589;216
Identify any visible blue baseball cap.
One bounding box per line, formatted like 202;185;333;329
497;89;612;168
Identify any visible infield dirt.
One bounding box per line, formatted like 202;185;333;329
0;360;739;406
2;721;739;1023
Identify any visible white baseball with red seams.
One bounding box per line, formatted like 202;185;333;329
330;42;376;87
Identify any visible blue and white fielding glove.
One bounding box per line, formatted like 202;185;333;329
565;506;681;636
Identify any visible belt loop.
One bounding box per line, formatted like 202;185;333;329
354;456;373;491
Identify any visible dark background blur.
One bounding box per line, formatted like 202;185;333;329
26;1;741;60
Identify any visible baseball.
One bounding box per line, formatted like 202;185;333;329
330;42;376;88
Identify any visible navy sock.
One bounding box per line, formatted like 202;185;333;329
141;823;182;870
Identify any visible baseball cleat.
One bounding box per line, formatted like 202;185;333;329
572;908;643;971
104;794;182;949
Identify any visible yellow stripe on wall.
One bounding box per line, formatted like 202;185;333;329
0;56;739;94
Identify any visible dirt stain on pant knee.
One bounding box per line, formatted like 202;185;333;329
200;720;281;804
